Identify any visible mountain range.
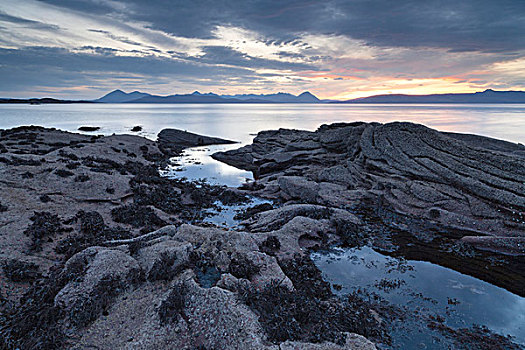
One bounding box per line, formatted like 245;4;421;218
2;89;525;104
95;90;320;103
94;89;525;104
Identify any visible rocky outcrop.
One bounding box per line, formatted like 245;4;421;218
213;122;525;255
2;222;379;350
0;126;381;349
157;128;236;155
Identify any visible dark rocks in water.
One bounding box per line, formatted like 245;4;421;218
234;202;273;220
0;201;7;212
78;126;100;132
157;128;236;156
131;126;142;132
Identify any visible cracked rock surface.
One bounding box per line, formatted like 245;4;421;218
213;122;525;256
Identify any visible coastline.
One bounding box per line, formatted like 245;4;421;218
0;123;523;349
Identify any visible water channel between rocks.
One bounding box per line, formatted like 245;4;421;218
162;142;525;350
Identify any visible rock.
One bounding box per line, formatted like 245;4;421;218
157;128;237;156
54;246;142;328
214;122;525;255
78;126;100;132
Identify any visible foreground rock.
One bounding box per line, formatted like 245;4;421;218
0;126;381;349
213;122;525;256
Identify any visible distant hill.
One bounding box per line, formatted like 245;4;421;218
0;98;93;104
95;89;151;103
222;91;320;103
95;90;321;103
338;89;525;104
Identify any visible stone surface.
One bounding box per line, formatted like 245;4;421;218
214;122;525;255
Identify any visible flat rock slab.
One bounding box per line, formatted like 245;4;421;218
157;128;236;155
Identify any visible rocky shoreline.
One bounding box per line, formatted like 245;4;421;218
0;122;524;349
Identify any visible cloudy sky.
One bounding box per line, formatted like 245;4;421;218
0;0;524;99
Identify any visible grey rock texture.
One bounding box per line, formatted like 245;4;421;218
213;122;525;255
0;126;379;350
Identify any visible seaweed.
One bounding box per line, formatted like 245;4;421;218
229;255;260;280
55;169;74;177
56;211;131;259
258;235;281;256
74;174;90;182
147;251;181;281
240;255;389;345
157;284;186;325
24;212;71;252
111;204;167;230
1;259;41;282
39;195;51;203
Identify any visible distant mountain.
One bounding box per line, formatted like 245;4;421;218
338;89;525;104
95;90;321;103
95;89;151;103
222;91;320;103
130;92;241;104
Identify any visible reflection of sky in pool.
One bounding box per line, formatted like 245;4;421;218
202;196;273;230
312;247;525;349
161;144;254;187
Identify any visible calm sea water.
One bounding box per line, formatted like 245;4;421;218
0;103;524;143
2;103;523;186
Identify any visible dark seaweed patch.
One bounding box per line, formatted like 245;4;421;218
55;169;74;177
24;212;71;252
258;235;281;256
229;255;260;280
74;174;90;182
240;255;389;345
158;284;186;325
111;204;166;230
39;195;51;203
1;259;41;282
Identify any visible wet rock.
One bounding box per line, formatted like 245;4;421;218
158;128;236;156
131;126;142;132
78;126;100;132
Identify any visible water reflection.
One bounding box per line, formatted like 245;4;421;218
0;103;524;143
312;246;525;349
161;144;253;187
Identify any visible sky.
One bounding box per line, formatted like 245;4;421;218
0;0;524;100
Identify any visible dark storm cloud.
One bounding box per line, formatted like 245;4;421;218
0;46;257;96
40;0;525;52
0;46;251;76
